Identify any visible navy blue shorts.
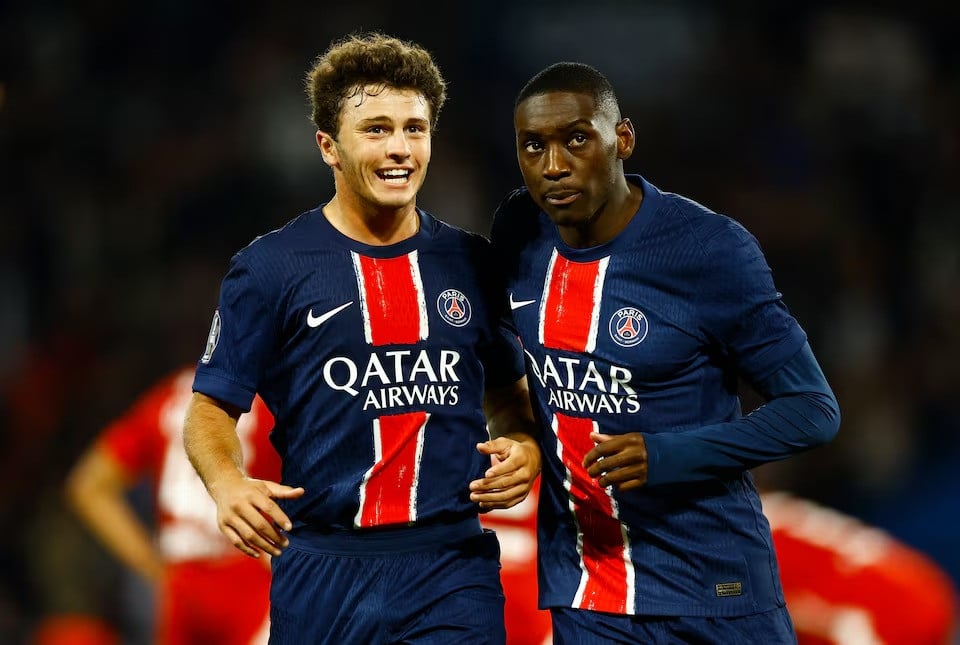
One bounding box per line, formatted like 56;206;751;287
551;606;797;644
269;518;505;644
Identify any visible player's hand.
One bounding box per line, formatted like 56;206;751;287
208;475;305;558
583;432;648;491
469;434;541;510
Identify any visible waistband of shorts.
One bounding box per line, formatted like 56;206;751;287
287;515;484;555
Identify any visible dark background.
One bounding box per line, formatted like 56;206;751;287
2;1;959;642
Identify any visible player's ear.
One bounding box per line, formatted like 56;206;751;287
316;130;339;168
615;118;635;161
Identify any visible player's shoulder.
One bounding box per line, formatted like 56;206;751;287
490;187;541;245
658;188;744;238
426;209;489;243
232;207;320;262
492;187;539;224
652;186;760;265
421;208;492;260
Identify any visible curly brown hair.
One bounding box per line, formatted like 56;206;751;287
305;32;447;138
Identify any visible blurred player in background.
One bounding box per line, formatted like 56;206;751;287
480;479;552;645
65;365;279;645
763;489;959;645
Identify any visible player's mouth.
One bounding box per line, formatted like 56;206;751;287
544;190;580;206
377;168;412;184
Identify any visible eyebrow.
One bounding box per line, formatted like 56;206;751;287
518;118;594;137
356;116;430;129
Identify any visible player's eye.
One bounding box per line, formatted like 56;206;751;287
568;133;588;148
523;140;544;154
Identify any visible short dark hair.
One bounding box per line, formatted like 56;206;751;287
305;32;447;136
516;61;619;115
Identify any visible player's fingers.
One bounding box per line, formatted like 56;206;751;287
221;523;262;558
235;507;288;556
583;442;618;467
469;466;535;493
263;481;306;500
470;477;512;495
483;444;541;478
475;439;509;457
471;485;527;510
614;478;646;492
482;458;521;479
254;496;296;533
585;451;630;477
598;465;648;490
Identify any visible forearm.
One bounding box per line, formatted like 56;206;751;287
183;392;246;494
65;451;163;581
484;376;539;442
645;342;840;486
71;488;163;581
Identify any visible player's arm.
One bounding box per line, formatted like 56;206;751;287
471;375;541;510
587;341;839;489
64;445;164;582
183;392;303;558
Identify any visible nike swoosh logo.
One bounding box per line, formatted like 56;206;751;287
509;294;536;310
307;301;354;328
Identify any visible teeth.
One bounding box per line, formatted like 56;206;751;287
382;169;408;177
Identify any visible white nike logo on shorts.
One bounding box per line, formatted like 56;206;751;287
307;301;354;328
509;294;536;310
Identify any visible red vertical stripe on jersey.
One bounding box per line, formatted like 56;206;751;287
542;254;603;352
356;253;424;346
555;412;629;614
356;411;428;527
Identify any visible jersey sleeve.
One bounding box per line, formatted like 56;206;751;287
193;251;276;412
643;217;838;485
697;218;807;383
644;341;840;485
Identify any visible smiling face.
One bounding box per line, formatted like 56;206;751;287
515;91;636;246
318;85;432;216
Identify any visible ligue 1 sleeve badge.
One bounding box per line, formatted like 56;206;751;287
437;289;472;327
200;310;221;363
609;307;648;347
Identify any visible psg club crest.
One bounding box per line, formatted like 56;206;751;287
608;307;648;347
437;289;471;327
200;310;221;363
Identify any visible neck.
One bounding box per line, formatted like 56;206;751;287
323;194;420;246
559;179;643;248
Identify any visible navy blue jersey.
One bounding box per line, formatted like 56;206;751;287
194;206;524;532
491;175;808;617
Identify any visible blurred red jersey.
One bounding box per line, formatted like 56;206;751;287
480;479;553;645
763;491;959;645
98;365;280;645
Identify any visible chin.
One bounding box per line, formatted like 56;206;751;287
375;191;417;209
546;208;587;228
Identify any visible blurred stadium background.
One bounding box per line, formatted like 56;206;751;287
2;1;958;642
